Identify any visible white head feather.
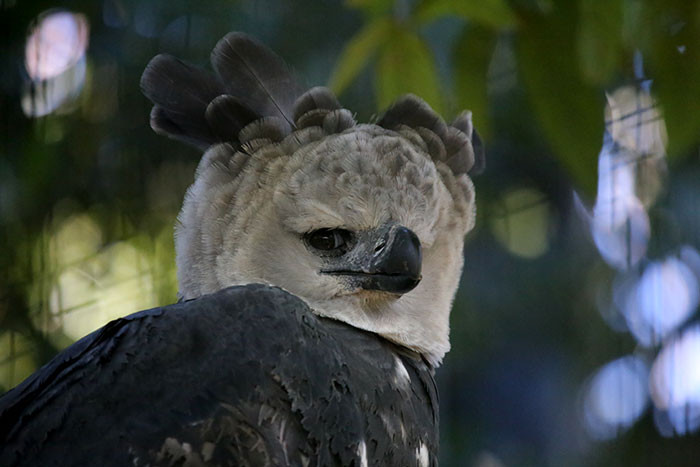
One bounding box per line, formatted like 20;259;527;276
176;110;477;366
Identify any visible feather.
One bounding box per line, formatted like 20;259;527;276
323;109;355;134
415;127;447;163
280;126;325;153
451;112;485;174
450;111;473;137
378;95;447;140
443;127;474;175
205;95;259;143
211;32;303;132
293;87;341;122
238;117;289;144
150;107;210;150
141;54;225;148
296;109;330;129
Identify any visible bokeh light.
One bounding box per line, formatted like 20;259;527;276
589;86;666;271
25;10;89;81
606;86;667;157
591;153;650;271
583;356;649;440
22;10;89;117
27;213;175;343
650;324;700;435
585;75;700;441
621;256;699;347
490;187;550;259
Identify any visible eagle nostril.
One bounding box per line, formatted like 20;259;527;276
374;240;387;254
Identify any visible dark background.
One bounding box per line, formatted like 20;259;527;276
1;0;699;465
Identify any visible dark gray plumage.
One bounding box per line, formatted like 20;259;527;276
0;285;438;466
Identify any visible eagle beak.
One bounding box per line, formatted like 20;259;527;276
324;224;422;295
362;225;422;294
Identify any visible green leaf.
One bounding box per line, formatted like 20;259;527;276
577;0;623;84
376;26;443;114
453;25;498;138
415;0;516;29
328;18;392;96
516;7;604;196
639;0;700;160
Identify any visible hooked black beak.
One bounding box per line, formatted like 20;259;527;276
324;225;422;294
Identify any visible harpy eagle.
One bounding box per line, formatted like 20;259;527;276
0;32;483;466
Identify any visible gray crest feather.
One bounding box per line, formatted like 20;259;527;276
443;127;474;175
452;112;485;174
141;31;484;175
205;95;258;142
148;107;202;148
296;109;331;129
323;109;356;134
211;32;303;132
379;95;485;176
281;127;326;154
392;125;429;153
141;54;225;149
142;33;303;150
415;127;447;163
293;87;341;122
239;117;289;145
378;95;448;140
450;111;473;136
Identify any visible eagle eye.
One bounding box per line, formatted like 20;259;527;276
305;228;353;255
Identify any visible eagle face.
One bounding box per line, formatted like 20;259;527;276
141;33;482;365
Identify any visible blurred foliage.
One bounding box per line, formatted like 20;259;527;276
376;22;443;112
453;25;498;138
0;0;699;466
515;3;605;195
331;0;700;195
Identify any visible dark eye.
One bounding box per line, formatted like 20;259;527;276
305;228;353;254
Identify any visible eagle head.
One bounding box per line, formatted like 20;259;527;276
142;33;483;366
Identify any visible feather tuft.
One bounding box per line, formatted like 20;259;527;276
141;54;225;148
378;95;447;140
293;87;341;123
451;112;485;174
323;109;355;134
296;109;331;130
443;127;474;175
205;95;258;143
211;32;303;132
239;117;289;144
